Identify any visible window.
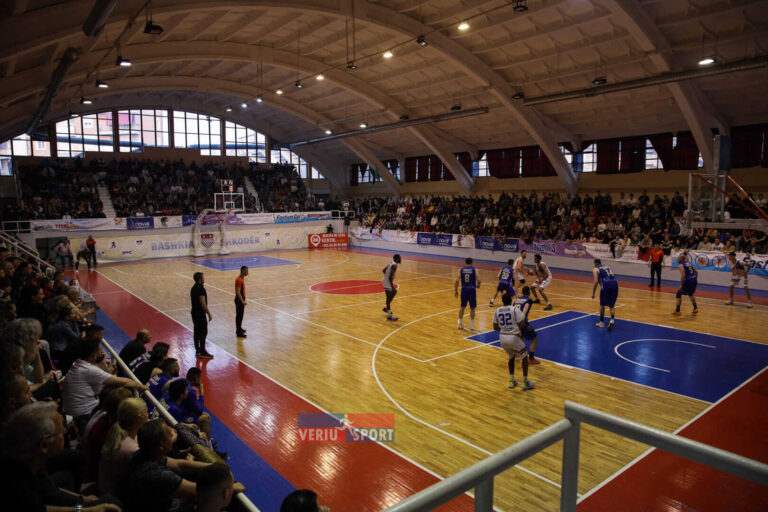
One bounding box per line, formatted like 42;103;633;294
357;165;382;183
582;143;597;172
225;121;266;162
56;118;85;157
80;112;114;152
174;111;219;154
311;166;325;180
118;109;168;152
472;152;489;177
645;139;662;169
0;134;51;173
141;109;169;148
270;148;308;178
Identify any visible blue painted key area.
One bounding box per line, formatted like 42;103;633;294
190;255;300;271
467;310;768;403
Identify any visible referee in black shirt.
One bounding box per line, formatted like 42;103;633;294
191;272;213;359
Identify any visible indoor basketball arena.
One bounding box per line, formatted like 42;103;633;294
1;1;767;511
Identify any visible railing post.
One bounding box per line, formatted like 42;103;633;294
560;419;580;512
474;477;493;512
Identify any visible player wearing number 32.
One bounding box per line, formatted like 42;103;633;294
591;259;618;331
455;258;481;330
493;294;534;390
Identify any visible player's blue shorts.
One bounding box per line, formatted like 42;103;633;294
460;288;477;309
496;283;514;296
600;284;619;307
522;323;537;341
679;279;697;296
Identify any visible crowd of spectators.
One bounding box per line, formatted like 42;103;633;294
248;163;314;212
12;158;105;220
355;191;768;254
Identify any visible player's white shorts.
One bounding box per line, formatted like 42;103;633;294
382;279;394;291
730;275;748;287
534;276;552;289
500;333;527;360
514;271;526;283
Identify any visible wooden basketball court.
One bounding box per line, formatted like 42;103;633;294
78;247;768;511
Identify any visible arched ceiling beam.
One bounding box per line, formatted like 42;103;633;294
0;0;576;192
598;0;728;171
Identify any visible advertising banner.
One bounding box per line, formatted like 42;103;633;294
308;233;349;249
153;216;184;228
670;250;768;276
31;218;126;232
226;213;275;225
437;234;453;247
126;217;155;230
274;212;332;223
417;233;437;245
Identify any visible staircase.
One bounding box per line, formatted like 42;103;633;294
97;184;117;218
243;176;262;212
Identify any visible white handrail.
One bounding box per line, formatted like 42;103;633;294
100;338;261;512
0;228;55;275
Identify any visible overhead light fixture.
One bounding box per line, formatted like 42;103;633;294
275;89;284;95
316;74;324;81
324;129;332;135
144;20;163;35
416;35;428;47
256;94;263;103
241;102;247;108
295;80;303;88
383;50;393;59
513;0;528;12
592;76;607;86
346;61;357;70
698;55;716;66
95;80;108;88
512;91;524;100
450;103;462;111
80;97;93;105
226;107;232;112
458;21;470;31
359;122;368;128
115;55;131;67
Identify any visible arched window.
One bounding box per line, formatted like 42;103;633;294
224;121;266;162
270;147;309;178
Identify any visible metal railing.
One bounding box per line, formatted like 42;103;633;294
0;228;55;276
100;338;261;512
1;220;31;233
383;401;768;511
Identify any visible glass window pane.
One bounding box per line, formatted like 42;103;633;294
0;156;12;176
33;140;51;157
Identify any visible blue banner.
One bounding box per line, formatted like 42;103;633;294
501;238;519;252
670;251;768;276
437;234;453;247
182;215;197;226
126;217;154;230
417;233;437;245
474;236;500;251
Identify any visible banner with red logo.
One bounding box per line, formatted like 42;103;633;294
308;233;348;249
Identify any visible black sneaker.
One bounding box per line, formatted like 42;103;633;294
236;332;247;338
199;352;214;359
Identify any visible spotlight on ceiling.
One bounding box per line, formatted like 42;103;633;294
316;74;324;81
698;55;716;66
324;129;332;135
346;61;357;70
458;21;470;31
115;55;131;67
513;0;528;12
383;50;393;59
295;80;303;88
80;97;93;105
592;76;607;86
256;94;263;103
275;89;284;95
450;103;462;111
416;35;428;47
144;20;163;35
95;80;108;88
359;122;368;128
512;91;524;100
241;102;247;108
226;107;232;112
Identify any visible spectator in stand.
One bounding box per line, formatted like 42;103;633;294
82;387;133;480
281;489;331;512
148;358;179;401
46;305;82;363
133;342;170;383
3;318;56;400
16;284;48;329
118;329;152;368
196;463;244;512
164;379;211;439
116;419;210;512
99;397;149;495
0;372;32;424
0;341;25;377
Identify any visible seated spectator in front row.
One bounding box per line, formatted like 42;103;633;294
133;341;170;383
164;379;211;439
62;338;147;432
99;397;149;495
148;357;180;402
0;402;121;512
118;329;152;369
196;463;244;512
116;419;212;512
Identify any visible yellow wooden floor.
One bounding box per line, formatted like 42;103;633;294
96;249;768;511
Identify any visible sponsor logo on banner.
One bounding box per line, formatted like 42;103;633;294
297;413;394;442
417;233;437;245
308;233;348;249
275;212;332;223
474;236;499;251
200;233;215;248
31;217;125;232
437;234;452;247
154;216;183;228
501;238;519;252
127;217;155;230
182;215;197;227
226;213;275;225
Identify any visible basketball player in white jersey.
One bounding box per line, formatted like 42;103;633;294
382;254;401;321
513;250;529;290
531;254;553;311
493;293;534;390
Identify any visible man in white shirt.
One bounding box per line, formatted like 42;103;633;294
492;294;534;390
63;338;147;430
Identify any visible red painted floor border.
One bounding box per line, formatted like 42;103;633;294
72;269;473;511
578;367;768;512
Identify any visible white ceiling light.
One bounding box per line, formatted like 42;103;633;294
275;89;283;95
226;107;232;112
359;122;368;128
316;74;324;81
458;21;470;31
383;50;393;59
698;56;716;66
324;129;332;135
241;102;247;108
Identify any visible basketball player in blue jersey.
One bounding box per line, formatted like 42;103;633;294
513;286;540;364
591;259;618;330
455;257;481;330
726;252;753;308
493;293;534;390
673;253;699;316
489;259;515;307
382;254;401;321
